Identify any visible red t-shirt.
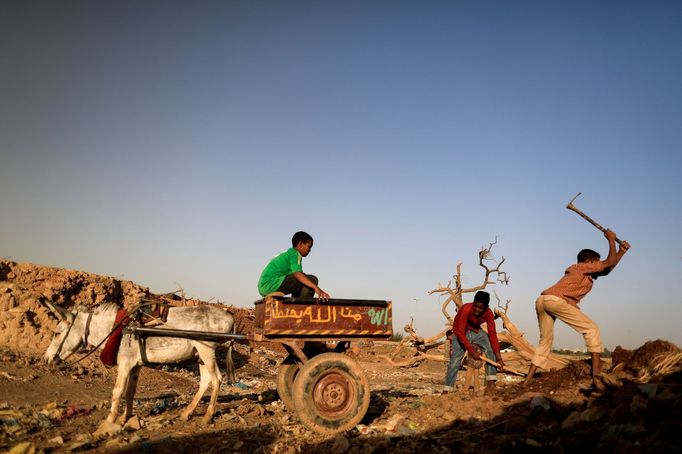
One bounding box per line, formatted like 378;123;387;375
452;303;501;358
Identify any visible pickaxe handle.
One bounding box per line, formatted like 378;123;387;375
480;354;527;377
566;193;623;245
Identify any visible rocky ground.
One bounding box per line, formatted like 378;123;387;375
2;340;681;454
1;260;681;453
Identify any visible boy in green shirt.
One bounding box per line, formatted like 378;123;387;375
257;231;330;300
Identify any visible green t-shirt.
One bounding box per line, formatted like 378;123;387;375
257;248;303;296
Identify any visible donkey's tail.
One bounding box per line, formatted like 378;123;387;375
224;316;237;384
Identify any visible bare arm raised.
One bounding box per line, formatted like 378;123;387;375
594;229;630;277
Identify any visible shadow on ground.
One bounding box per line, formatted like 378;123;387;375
112;371;681;454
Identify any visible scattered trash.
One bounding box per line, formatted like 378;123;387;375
61;404;93;420
150;397;178;415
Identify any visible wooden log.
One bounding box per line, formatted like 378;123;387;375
494;309;569;370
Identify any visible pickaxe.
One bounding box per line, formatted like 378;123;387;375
480;354;527;377
566;193;624;245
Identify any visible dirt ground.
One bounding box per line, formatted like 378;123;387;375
1;260;681;453
2;340;681;454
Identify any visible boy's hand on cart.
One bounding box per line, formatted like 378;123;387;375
315;288;330;301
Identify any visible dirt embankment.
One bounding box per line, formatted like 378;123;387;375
0;259;259;355
0;260;153;354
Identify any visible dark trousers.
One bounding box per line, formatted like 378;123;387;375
277;274;318;297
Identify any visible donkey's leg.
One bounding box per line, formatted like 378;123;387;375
123;366;141;422
107;362;133;423
180;362;211;421
202;350;222;424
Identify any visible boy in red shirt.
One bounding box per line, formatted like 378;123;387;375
523;229;630;387
444;291;505;393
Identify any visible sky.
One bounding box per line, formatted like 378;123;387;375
1;1;681;350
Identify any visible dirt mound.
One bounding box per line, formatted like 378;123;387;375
612;339;680;371
523;359;593;393
0;260;153;354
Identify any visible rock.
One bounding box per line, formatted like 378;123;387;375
374;414;402;432
561;411;583;429
331;435;350;453
104;438;126;449
525;438;542;448
637;383;658;399
581;403;609;423
124;415;142;431
94;420;123;437
66;434;94;452
48;436;64;445
630;395;649;413
654;386;679;401
0;293;17;311
530;396;551;412
8;442;35;454
128;434;142;444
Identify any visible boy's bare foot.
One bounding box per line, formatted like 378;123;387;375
522;364;538;388
592;373;607;394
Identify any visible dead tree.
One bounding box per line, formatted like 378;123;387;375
491;292;568;370
383;239;568;371
381;239;508;368
429;238;509;323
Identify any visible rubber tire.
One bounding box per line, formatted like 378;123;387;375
276;361;300;411
292;352;370;434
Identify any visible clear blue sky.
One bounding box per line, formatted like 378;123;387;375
2;1;680;349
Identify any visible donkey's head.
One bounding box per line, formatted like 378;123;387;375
43;302;84;364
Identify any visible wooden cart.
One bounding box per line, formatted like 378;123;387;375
129;295;393;434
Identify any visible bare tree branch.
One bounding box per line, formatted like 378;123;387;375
390;238;569;373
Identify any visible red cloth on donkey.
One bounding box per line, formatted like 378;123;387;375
100;309;132;366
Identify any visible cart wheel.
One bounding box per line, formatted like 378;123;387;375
292;352;370;434
276;359;300;411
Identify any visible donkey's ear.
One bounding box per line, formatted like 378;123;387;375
41;300;68;321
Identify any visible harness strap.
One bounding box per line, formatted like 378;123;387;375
82;312;93;345
61;311;93;362
54;317;75;360
70;302;160;365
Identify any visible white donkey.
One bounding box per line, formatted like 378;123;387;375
44;301;235;424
